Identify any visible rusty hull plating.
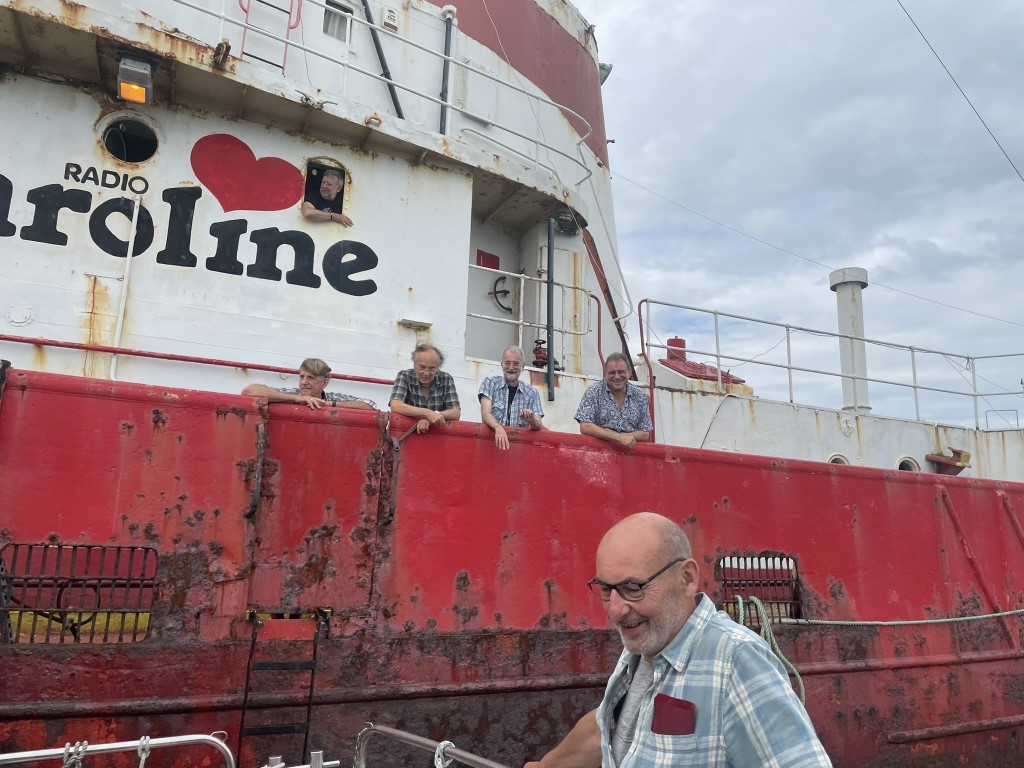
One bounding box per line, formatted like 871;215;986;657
1;369;1023;767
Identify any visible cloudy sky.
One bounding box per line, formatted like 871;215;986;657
569;0;1024;427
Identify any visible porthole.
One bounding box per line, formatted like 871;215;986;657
897;457;920;472
828;454;850;465
102;116;158;163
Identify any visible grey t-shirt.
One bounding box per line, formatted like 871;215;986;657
611;657;654;766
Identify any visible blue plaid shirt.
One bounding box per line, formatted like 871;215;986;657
598;594;832;768
477;376;544;428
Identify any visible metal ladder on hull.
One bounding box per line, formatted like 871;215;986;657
238;609;329;764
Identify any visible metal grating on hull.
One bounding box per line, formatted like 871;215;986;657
0;543;157;644
717;555;800;628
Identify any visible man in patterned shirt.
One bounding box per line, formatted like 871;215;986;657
478;345;544;449
389;342;462;433
575;353;652;449
526;513;832;768
241;357;375;411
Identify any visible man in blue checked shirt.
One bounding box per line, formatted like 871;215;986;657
526;513;832;768
479;345;544;449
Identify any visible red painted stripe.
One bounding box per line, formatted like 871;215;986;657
425;0;609;166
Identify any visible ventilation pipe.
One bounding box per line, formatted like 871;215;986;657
360;0;404;119
829;267;870;413
439;6;456;134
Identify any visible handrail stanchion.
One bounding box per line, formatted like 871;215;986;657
971;356;980;429
635;298;656;442
713;312;722;391
910;347;920;421
589;292;604;368
786;325;794;403
516;274;526;352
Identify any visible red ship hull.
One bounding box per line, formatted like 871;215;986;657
2;368;1023;767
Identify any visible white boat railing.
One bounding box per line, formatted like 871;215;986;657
467;264;601;369
352;724;508;768
0;734;235;768
639;298;1024;429
167;0;594;186
244;726;507;768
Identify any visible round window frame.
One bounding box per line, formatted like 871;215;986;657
98;111;162;164
896;456;921;472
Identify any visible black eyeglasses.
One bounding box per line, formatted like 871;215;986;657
587;558;685;602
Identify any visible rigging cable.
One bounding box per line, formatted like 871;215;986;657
614;172;1024;329
896;0;1024;184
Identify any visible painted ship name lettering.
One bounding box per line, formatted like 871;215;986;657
0;172;378;297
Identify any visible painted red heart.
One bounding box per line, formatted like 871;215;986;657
190;134;304;212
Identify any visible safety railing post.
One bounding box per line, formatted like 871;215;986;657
971;356;980;429
910;347;920;421
713;312;722;390
785;325;794;403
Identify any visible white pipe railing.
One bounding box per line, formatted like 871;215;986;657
353;724;508;768
640;298;1024;429
467;264;595;366
0;734;234;768
168;0;594;185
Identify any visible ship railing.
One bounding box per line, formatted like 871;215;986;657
0;334;394;390
0;734;235;768
247;726;507;768
167;0;594;186
638;298;1024;430
467;264;602;371
351;724;508;768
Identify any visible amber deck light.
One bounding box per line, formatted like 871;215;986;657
118;57;153;105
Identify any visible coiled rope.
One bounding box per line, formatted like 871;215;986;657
733;596;806;703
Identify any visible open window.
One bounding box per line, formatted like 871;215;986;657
304;163;348;216
323;0;354;42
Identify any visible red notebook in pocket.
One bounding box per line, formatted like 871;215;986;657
651;693;697;735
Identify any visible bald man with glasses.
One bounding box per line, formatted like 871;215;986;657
478;345;544;449
526;513;831;768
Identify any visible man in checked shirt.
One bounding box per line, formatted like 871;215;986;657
526;513;832;768
478;345;544;449
389;342;462;434
575;353;652;450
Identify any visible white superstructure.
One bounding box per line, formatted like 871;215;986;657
1;0;1021;479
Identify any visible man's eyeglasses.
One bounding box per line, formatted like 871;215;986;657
501;361;523;369
587;558;685;602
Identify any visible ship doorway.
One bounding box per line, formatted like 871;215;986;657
465;219;590;373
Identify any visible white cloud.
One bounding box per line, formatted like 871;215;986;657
571;0;1024;422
